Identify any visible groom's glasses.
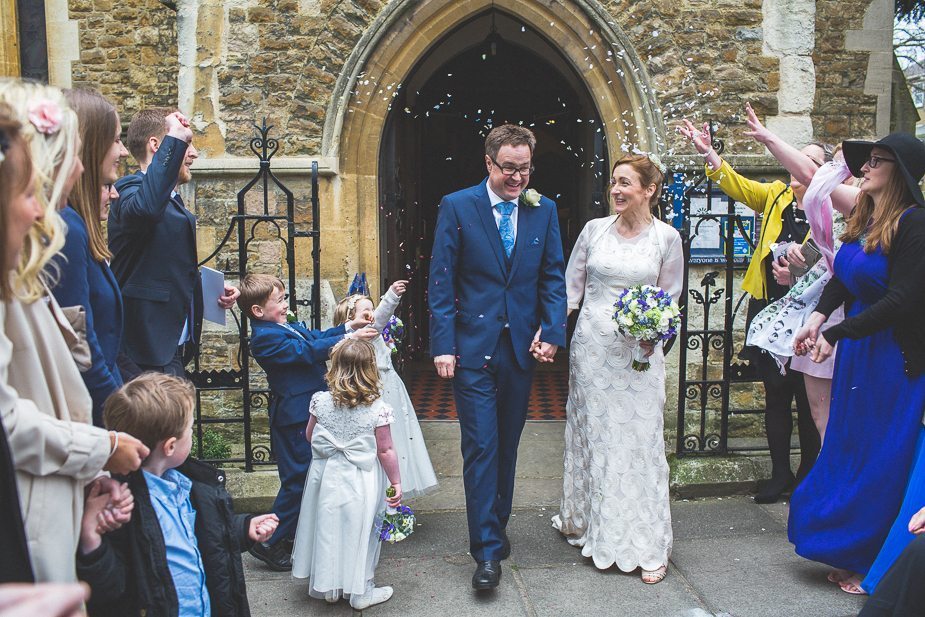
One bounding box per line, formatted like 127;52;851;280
490;157;534;177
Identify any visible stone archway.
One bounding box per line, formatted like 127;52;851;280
324;0;665;296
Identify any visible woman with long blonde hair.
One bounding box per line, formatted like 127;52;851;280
0;79;148;582
790;133;925;595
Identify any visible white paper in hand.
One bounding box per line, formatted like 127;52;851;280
200;266;226;326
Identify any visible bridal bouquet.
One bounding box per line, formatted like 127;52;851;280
381;315;404;355
612;284;682;371
377;486;415;543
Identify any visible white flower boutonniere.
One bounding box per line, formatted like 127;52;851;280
521;188;542;207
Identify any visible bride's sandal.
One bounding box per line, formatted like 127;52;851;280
641;565;668;585
838;576;867;595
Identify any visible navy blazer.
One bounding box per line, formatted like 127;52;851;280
249;319;346;427
109;136;203;367
428;180;567;370
52;205;124;425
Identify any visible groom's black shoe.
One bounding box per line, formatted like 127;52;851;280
500;529;511;560
472;560;501;590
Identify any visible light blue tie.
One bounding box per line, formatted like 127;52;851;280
496;201;515;258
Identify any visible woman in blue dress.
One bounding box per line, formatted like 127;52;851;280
790;133;925;595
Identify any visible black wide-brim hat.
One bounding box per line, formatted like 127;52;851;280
842;133;925;207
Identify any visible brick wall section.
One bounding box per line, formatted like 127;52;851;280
68;0;178;119
813;0;880;142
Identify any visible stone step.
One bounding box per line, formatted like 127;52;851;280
226;421;797;513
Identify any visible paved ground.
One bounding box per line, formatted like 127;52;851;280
243;496;869;617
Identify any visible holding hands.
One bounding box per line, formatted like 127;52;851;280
793;312;834;363
530;327;559;363
248;513;280;543
79;477;135;554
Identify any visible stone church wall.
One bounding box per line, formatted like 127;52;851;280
68;0;179;118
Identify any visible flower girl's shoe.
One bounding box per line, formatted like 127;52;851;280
350;586;393;610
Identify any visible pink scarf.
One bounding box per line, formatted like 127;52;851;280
801;159;852;271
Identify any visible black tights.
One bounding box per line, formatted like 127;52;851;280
758;353;820;482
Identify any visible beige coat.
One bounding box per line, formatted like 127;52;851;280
0;290;111;582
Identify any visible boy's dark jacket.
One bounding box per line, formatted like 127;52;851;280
77;458;254;617
248;318;345;427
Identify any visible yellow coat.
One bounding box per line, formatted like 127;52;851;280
705;160;796;300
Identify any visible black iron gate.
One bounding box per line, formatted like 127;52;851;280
671;128;770;457
187;120;321;471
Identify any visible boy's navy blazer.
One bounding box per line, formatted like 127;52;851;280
51;205;124;424
249;319;346;427
109;135;203;367
428;179;567;370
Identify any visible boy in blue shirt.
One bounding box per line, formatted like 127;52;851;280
238;273;377;570
77;373;279;616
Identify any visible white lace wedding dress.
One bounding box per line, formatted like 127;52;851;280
552;215;684;572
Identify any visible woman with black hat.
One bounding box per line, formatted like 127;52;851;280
789;132;925;595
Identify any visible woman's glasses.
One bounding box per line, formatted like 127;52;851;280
866;155;896;169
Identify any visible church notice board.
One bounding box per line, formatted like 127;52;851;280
687;191;756;265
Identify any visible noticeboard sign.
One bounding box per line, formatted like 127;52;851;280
687;191;757;264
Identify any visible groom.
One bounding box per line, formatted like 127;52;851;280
429;124;567;590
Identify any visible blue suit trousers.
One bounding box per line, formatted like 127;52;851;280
269;420;312;545
453;330;534;562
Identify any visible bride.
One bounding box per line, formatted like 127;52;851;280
552;153;684;584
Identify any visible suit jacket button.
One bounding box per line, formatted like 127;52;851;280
497;315;505;322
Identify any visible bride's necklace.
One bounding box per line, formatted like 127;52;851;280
614;213;652;238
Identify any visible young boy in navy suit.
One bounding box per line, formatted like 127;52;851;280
238;274;378;570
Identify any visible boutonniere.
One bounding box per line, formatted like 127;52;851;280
520;188;542;207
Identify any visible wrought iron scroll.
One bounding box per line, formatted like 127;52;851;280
188;119;322;470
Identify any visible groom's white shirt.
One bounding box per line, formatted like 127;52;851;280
486;180;518;243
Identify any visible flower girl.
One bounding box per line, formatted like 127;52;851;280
291;339;402;610
335;280;438;497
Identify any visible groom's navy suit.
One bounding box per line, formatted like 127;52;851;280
429;179;567;562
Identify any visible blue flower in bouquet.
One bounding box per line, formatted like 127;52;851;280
381;315;404;355
377;487;415;543
612;284;682;371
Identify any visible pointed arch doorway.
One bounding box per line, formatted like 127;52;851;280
379;9;607;375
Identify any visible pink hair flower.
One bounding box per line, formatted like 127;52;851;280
28;99;63;135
